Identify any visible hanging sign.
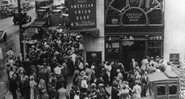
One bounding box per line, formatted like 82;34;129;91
121;8;147;24
169;53;180;65
69;0;96;30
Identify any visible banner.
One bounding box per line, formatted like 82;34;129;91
69;0;96;30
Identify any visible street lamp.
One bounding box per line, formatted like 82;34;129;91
17;0;24;61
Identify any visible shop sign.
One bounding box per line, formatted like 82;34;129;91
169;53;180;65
69;0;96;30
121;8;147;24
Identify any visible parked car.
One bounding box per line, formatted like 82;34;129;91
13;12;32;25
0;29;7;42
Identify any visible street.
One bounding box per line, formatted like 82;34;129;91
0;8;36;98
0;8;36;57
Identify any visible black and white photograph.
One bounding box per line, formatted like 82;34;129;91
0;0;183;99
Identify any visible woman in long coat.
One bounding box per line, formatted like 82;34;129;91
29;76;37;99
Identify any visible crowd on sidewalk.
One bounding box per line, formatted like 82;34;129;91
4;24;170;99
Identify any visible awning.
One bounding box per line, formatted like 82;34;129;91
23;27;38;40
70;28;99;37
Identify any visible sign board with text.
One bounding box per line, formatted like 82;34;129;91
121;8;147;24
69;0;96;30
169;53;180;65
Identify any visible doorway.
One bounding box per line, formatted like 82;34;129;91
122;40;145;71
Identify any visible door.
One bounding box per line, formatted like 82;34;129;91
122;40;145;71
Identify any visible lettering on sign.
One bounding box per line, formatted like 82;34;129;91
69;0;96;30
121;8;147;24
169;54;180;65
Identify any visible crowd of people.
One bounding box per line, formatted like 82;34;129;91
5;24;170;99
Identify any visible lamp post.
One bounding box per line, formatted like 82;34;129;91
17;0;24;61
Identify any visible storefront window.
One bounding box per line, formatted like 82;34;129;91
169;85;177;95
105;36;120;60
147;36;163;57
157;85;166;95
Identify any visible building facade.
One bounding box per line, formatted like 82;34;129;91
104;0;164;70
55;0;185;66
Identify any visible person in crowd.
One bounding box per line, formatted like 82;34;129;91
67;57;75;76
97;83;109;99
80;72;88;93
9;73;18;99
5;24;173;99
101;68;109;87
6;48;15;57
132;80;142;98
58;83;68;99
130;58;138;73
141;58;149;73
110;61;119;85
38;77;48;99
84;63;93;84
69;85;79;99
48;82;58;99
112;81;120;99
60;61;68;88
141;71;148;97
22;75;30;99
89;83;98;99
29;75;37;99
104;61;112;83
118;82;132;99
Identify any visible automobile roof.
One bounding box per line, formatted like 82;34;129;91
147;70;178;82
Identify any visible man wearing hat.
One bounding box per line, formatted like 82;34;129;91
80;72;88;92
69;85;79;99
88;83;97;99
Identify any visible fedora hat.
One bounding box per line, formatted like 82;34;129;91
80;71;86;76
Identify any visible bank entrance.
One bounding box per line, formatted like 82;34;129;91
122;40;145;70
105;33;163;71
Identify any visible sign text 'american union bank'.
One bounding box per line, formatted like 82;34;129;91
69;0;96;30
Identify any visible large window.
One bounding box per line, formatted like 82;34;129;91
147;35;163;57
105;0;164;26
157;85;166;95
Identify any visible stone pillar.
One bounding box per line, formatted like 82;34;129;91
84;0;105;62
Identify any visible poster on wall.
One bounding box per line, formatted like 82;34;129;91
105;0;164;25
169;53;180;65
69;0;96;30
